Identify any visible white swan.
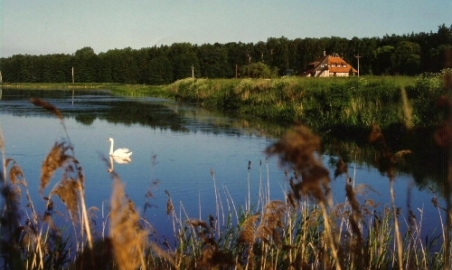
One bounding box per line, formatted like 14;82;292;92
108;137;133;161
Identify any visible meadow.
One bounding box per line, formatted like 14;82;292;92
1;70;451;269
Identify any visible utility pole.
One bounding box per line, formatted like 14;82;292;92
71;67;75;105
354;54;361;77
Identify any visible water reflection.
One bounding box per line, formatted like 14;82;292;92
107;155;132;173
0;88;447;199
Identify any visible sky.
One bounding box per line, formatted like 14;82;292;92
0;0;451;58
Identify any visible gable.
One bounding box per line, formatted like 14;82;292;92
326;56;357;73
302;54;357;76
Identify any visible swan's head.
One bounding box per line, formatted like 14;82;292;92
108;137;114;142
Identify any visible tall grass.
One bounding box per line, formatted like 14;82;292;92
164;73;447;132
0;69;451;269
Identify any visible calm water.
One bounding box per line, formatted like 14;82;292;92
0;88;446;242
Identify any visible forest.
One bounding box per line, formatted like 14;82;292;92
0;24;450;84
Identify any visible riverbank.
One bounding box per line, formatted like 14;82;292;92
2;72;447;132
162;74;447;132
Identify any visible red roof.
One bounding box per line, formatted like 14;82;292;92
327;56;357;73
302;54;357;75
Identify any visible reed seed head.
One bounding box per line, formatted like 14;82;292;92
30;98;63;120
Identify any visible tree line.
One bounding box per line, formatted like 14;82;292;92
0;24;450;84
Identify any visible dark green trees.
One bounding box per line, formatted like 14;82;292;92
0;24;450;83
73;47;98;82
197;43;231;78
391;41;421;75
149;56;173;85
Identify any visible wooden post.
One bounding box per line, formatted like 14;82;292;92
0;71;2;84
72;67;75;83
235;64;238;79
191;65;194;78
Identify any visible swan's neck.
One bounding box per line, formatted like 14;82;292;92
109;140;114;155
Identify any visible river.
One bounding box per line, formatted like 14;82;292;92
0;88;446;245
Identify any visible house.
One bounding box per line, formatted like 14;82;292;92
302;53;358;77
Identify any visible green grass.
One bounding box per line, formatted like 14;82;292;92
2;73;444;131
161;73;445;132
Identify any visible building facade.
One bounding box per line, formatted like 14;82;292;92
302;53;358;77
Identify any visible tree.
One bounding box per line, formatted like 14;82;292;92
391;41;421;75
374;45;395;75
73;47;98;82
149;56;173;84
168;43;200;79
267;37;290;76
239;62;277;78
197;43;231;78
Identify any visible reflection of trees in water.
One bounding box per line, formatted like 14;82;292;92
98;100;190;132
75;114;96;125
322;125;447;196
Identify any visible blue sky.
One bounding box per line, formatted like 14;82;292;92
0;0;450;58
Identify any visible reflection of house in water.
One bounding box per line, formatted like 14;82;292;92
302;52;357;77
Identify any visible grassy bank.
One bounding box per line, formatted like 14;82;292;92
163;73;447;132
3;72;447;132
1;82;166;97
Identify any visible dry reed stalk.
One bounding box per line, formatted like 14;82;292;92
255;200;286;246
30;97;71;142
185;217;235;269
210;168;222;238
6;158;39;227
39;142;71;195
30;98;63;120
150;242;177;268
238;214;259;270
345;183;364;267
238;213;259;245
400;87;414;130
266;125;342;269
109;175;148;270
0;128;6;185
32;97;95;254
369;123;404;269
51;179;80;225
440;58;452;270
247;160;251;212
